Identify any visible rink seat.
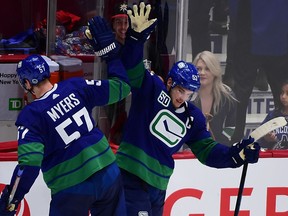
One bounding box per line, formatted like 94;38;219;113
2;141;287;161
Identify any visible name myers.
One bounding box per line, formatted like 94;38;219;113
47;93;80;122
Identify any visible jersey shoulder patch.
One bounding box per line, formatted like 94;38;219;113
157;90;171;107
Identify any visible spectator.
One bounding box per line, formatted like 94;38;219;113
114;2;260;215
228;0;288;144
193;51;237;145
259;80;288;150
0;16;130;216
111;1;129;45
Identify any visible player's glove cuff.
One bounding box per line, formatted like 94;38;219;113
95;42;118;58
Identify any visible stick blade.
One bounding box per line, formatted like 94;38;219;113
250;117;287;141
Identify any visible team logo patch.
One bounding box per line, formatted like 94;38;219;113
150;109;187;147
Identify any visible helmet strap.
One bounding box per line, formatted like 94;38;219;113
25;80;35;95
28;86;35;95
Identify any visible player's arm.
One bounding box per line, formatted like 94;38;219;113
0;125;43;215
85;16;131;104
186;113;260;168
188;137;260;168
121;2;157;88
106;58;131;104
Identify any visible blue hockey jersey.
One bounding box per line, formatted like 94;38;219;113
117;40;241;190
14;58;130;195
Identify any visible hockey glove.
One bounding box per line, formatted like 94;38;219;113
126;2;157;43
230;136;260;167
85;16;121;61
0;185;19;216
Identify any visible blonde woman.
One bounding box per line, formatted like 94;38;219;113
193;51;238;146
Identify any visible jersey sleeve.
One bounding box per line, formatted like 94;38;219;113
68;59;131;108
105;58;131;104
7;119;44;204
186;107;240;168
120;38;146;89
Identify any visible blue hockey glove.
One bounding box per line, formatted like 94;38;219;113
126;2;157;43
85;16;121;61
0;185;19;216
230;136;260;167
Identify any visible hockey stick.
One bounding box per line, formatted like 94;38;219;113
234;116;287;216
7;167;24;211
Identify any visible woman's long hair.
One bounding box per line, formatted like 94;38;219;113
193;51;237;114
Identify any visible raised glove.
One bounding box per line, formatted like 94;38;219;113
126;2;157;42
85;16;120;61
230;136;260;167
0;185;19;216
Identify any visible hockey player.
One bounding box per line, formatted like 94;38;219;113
0;17;130;216
111;2;261;215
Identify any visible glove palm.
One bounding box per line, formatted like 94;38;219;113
127;2;157;42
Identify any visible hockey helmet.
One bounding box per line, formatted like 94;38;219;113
167;61;201;92
17;54;50;91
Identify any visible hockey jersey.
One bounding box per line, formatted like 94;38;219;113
117;40;238;191
14;59;130;195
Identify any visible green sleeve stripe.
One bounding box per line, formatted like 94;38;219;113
44;137;116;194
127;62;145;88
18;142;44;155
18;142;44;166
188;137;217;164
108;79;130;104
18;153;43;167
116;143;173;190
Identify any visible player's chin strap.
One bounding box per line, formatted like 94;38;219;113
24;83;36;99
26;86;35;96
23;82;36;105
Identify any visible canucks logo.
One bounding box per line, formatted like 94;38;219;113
150;110;187;147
